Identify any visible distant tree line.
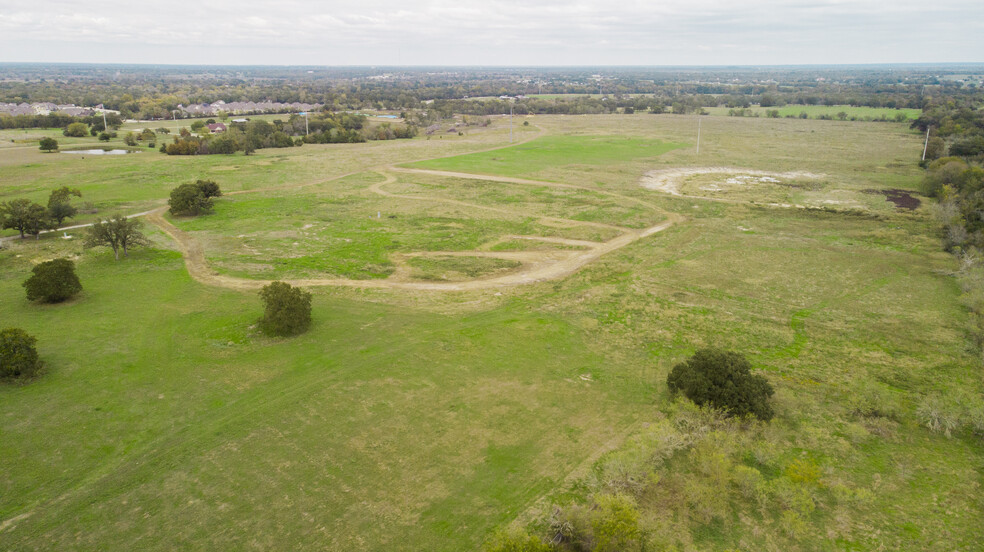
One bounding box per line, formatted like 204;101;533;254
0;111;123;130
163;114;416;156
3;65;976;120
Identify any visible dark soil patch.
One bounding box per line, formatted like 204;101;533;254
862;189;921;210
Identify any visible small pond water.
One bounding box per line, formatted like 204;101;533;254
62;149;139;155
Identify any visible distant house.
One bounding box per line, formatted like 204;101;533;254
207;123;227;133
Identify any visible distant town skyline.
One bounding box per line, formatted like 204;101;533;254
0;0;981;66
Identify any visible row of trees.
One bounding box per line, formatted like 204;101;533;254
162;114;416;156
0;111;123;131
0;187;84;239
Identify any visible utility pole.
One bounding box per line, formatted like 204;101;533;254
102;110;108;133
510;103;513;142
304;112;309;135
922;126;931;161
696;116;702;158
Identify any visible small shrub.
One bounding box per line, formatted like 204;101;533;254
916;394;960;437
732;465;766;502
0;328;43;379
780;510;810;540
483;527;554;552
23;258;83;303
667;349;775;421
785;458;821;486
549;503;593;550
259;281;312;336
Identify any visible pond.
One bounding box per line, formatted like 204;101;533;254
62;149;140;155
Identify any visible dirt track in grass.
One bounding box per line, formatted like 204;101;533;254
147;167;682;292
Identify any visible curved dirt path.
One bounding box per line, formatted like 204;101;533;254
148;166;682;292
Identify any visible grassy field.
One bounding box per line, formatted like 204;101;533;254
1;114;981;551
0;122;524;237
409;135;686;178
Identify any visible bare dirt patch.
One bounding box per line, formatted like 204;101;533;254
862;189;921;210
640;167;824;197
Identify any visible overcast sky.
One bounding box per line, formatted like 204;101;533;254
1;0;981;66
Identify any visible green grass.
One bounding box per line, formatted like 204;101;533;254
408;135;686;178
1;113;981;552
0;119;526;237
0;238;644;551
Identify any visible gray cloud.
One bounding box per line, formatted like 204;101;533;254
0;0;980;64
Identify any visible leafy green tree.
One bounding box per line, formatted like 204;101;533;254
0;198;49;239
168;183;213;216
39;137;59;152
195;179;222;198
98;132;111;142
63;122;89;137
84;214;149;260
259;281;312;336
0;328;43;379
47;187;82;227
190;120;206;132
124;132;137;146
23;258;82;303
667;348;775;421
949;135;984;157
925;136;945;161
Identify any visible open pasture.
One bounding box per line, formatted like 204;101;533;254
1;114;981;551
